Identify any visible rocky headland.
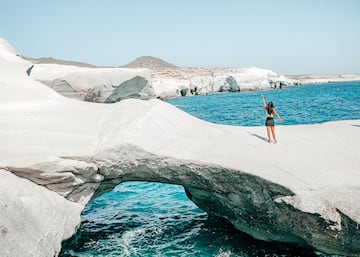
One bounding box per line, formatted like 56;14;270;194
22;55;360;103
23;55;289;102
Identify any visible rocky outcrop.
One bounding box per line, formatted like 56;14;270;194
151;67;287;99
23;54;289;101
28;64;155;102
219;76;240;92
105;76;154;103
21;54;360;102
0;170;83;257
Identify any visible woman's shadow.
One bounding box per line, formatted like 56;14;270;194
249;133;268;142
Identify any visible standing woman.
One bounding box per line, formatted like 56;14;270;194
261;95;283;143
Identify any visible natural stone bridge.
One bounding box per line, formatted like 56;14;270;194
3;109;360;257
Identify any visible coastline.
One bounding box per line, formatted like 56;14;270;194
18;49;360;101
285;74;360;85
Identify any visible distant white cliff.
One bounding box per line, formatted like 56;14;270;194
150;66;288;99
1;38;360;257
25;55;289;102
22;50;360;103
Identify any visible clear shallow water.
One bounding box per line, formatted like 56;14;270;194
61;182;321;257
60;82;360;257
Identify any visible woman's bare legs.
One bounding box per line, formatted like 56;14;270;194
266;126;271;143
270;126;277;143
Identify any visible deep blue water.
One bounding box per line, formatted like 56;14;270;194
60;82;360;257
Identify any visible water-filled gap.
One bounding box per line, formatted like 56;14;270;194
60;181;318;257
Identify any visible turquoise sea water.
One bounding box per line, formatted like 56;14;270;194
60;82;360;257
167;81;360;126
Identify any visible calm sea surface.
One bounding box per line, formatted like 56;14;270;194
60;82;360;257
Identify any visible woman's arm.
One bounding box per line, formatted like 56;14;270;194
261;95;267;109
273;109;284;123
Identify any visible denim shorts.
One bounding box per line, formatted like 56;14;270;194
265;117;274;126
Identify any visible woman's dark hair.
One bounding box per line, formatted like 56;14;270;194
266;101;274;115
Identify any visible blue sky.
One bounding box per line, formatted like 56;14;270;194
1;0;359;74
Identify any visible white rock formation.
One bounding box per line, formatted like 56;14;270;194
149;66;286;99
28;63;155;102
0;171;83;257
1;38;360;257
24;55;288;101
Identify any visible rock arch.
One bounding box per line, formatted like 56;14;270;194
6;143;360;257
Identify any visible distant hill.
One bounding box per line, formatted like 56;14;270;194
123;56;178;69
21;55;177;69
20;56;101;68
